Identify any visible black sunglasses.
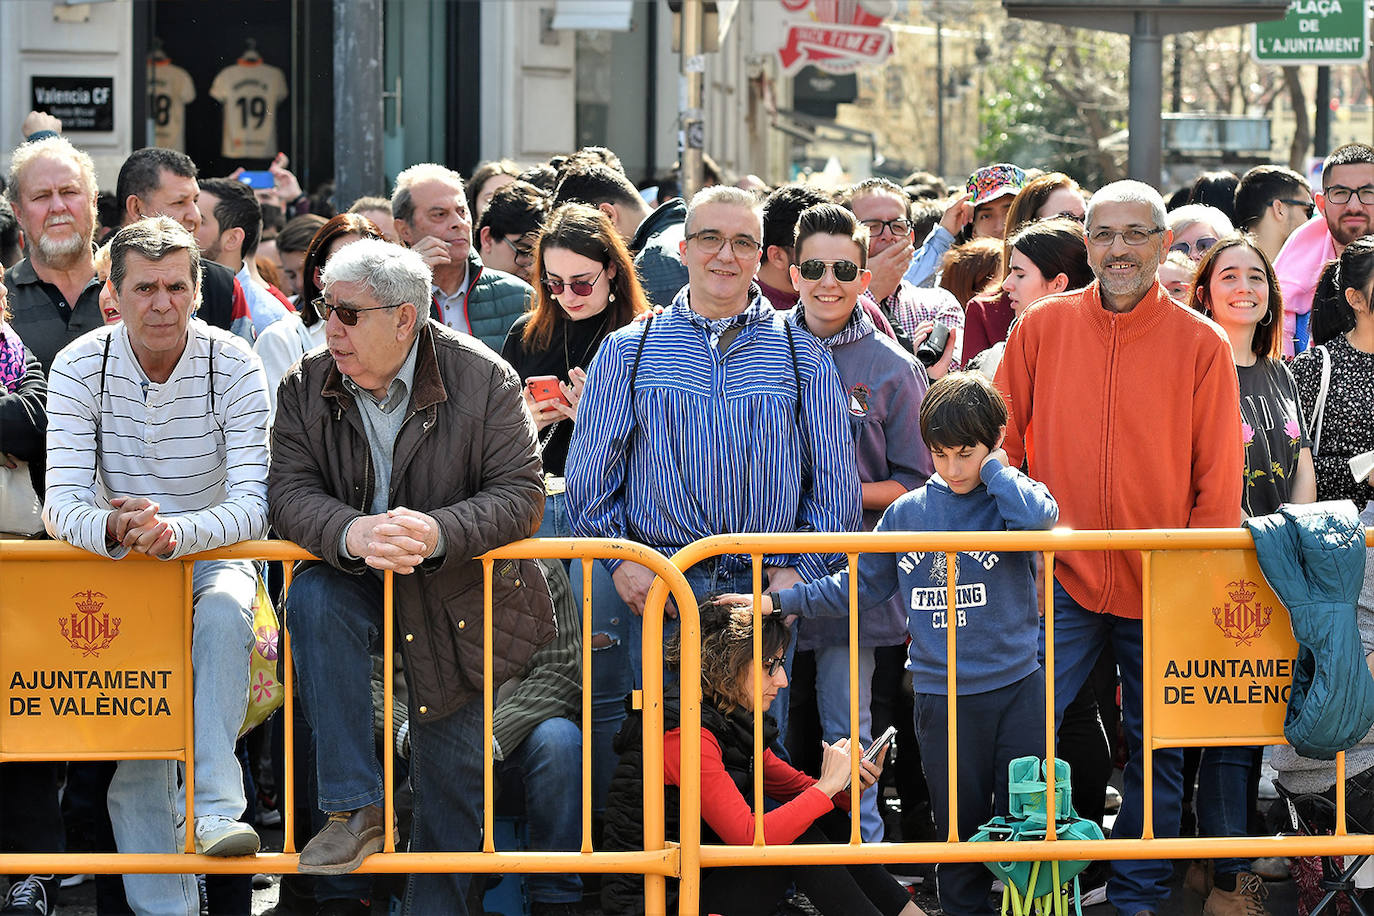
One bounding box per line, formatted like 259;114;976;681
312;296;401;326
543;266;604;297
761;654;786;676
1278;198;1316;218
797;259;861;282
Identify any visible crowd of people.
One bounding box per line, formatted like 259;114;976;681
4;104;1374;916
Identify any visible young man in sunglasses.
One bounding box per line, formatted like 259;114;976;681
783;202;932;844
1276;143;1374;355
1234;165;1315;264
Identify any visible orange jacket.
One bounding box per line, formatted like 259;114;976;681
994;281;1242;619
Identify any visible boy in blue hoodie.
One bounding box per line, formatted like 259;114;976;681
756;372;1058;915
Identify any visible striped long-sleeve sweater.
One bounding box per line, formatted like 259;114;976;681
566;288;860;580
44;319;270;558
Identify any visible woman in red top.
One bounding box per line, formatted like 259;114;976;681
663;599;924;916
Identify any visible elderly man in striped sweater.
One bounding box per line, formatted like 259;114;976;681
45;216;270;916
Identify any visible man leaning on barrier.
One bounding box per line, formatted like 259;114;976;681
44;216;271;916
267;239;550;913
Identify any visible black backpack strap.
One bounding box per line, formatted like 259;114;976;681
783;319;801;425
629;313;654;389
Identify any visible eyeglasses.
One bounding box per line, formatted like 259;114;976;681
1170;236;1219;258
542;266;604;297
685;231;762;258
797;258;861;282
1278;198;1316;218
761;654;786;677
1323;185;1374;206
501;236;535;264
859;217;912;237
313;296;402;326
1086;226;1167;247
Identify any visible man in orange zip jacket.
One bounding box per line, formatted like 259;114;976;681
995;180;1242;916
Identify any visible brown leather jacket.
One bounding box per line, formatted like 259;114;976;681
268;319;549;721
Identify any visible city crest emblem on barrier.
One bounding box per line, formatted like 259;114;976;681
60;590;122;657
1212;579;1272;647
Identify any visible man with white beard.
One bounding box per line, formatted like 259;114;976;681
4;136;104;371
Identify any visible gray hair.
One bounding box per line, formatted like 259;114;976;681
684;185;763;236
1166;203;1234;238
322;238;432;325
109;216;202;300
391;163;465;225
6;136;98;208
1086;180;1168;231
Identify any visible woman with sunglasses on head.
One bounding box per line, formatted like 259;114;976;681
601;596;922;916
1166;204;1234;263
1184;234;1316;913
253;212;387;422
500;203;649;539
1292;235;1374;508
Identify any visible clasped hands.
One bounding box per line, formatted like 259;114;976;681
345;507;441;574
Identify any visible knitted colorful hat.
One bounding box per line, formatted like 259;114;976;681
967;163;1027;207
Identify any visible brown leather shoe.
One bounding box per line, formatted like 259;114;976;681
298;804;390;875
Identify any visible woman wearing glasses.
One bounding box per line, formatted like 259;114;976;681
601;597;921;916
253;213;388;422
500;203;649;539
1165;204;1234;263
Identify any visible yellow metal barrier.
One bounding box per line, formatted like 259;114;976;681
665;529;1374;911
0;537;700;915
4;528;1374;914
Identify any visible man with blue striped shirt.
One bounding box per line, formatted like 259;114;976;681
566;186;861;807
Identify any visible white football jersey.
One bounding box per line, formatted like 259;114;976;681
209;61;289;159
148;60;196;151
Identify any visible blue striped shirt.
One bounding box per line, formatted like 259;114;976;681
566;287;861;579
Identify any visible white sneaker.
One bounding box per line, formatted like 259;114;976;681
188;815;260;857
59;873;92;889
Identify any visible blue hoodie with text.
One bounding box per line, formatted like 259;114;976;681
775;461;1058;695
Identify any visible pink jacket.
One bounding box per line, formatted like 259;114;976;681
1275;215;1338;357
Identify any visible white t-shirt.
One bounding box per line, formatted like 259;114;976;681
148;59;196;151
209;60;289;158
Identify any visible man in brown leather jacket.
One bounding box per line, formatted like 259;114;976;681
267;238;549;914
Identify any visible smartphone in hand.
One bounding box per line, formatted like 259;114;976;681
863;725;898;765
527;375;570;407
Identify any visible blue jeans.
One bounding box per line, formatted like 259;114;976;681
109;559;255;916
287;563;484;915
1041;582;1183;916
536;490;572;539
814;645;884;842
500;716;583;904
570;558;633;815
1197;746;1255;877
914;671;1044;916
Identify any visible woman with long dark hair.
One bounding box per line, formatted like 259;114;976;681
969;217;1092;378
1292;235;1374;508
500;202;649;538
1185;233;1316;913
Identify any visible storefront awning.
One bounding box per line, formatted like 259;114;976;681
552;0;635;32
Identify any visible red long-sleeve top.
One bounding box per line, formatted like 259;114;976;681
664;726;850;846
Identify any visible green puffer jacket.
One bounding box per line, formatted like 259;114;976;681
428;251;533;352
